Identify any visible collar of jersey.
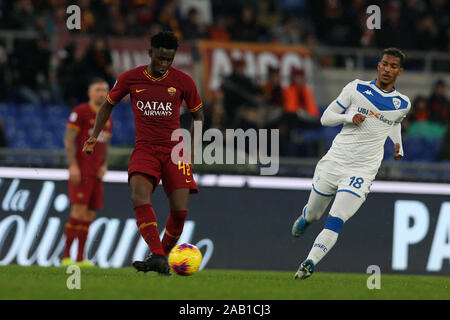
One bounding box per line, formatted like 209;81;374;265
370;79;396;94
357;83;408;111
143;68;170;81
89;102;100;114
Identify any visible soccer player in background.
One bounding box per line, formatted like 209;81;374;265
62;78;113;267
82;31;204;275
291;48;410;279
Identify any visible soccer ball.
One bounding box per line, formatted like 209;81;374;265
168;243;202;276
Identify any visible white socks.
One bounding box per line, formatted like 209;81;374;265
306;228;339;265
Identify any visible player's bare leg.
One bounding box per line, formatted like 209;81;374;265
130;173;154;206
168;188;189;210
162;188;190;255
292;189;334;237
85;209;96;222
62;204;88;266
130;174;170;275
74;209;96;267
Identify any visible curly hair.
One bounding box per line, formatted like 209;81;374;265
151;31;179;50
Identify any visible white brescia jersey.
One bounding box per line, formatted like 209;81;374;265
320;79;411;179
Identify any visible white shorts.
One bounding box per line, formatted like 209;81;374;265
312;158;373;200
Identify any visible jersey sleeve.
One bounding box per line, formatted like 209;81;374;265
389;122;404;156
182;74;202;112
66;107;83;132
107;72;129;105
321;101;355;126
320;80;358;126
396;99;411;123
334;80;356;110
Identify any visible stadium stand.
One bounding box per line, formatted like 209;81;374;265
0;0;449;180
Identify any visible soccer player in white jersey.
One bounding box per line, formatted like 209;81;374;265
291;48;410;280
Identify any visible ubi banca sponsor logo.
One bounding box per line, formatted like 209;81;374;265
357;107;394;125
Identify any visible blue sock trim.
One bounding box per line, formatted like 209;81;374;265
325;216;344;233
303;206;307;220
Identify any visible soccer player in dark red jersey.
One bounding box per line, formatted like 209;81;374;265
82;31;204;275
62;78;113;267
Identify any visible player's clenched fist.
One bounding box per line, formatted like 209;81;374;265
393;143;402;160
82;137;97;154
352;113;366;126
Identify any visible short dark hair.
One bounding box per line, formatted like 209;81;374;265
88;77;108;88
151;31;179;50
382;48;405;67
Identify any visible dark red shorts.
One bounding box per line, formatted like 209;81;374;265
128;144;198;196
68;175;103;210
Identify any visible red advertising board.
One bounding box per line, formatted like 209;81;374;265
198;41;313;101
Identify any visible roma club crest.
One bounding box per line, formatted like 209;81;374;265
168;87;177;96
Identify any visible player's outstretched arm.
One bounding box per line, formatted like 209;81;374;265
64;126;81;185
82;100;114;154
389;122;404;160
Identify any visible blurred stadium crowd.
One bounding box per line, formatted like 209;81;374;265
0;0;449;164
1;0;449;49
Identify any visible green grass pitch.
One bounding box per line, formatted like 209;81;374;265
0;265;449;300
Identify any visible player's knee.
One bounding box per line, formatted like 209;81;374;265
71;204;87;220
130;189;151;206
168;190;189;211
170;203;188;212
324;215;344;234
129;174;154;206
